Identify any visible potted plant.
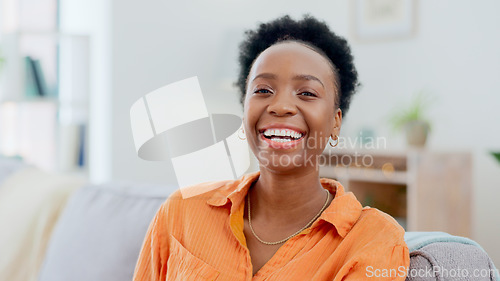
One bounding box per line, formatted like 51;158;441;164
390;92;433;147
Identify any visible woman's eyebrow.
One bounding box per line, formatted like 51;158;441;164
292;74;325;89
251;73;325;89
252;73;277;82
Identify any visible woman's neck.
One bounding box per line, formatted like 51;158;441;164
250;167;328;226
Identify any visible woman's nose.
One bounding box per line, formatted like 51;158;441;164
267;92;297;116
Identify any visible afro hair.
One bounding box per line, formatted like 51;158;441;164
236;15;359;117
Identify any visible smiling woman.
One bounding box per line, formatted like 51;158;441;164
133;15;410;281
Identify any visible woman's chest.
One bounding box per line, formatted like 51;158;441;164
243;230;283;276
241;211;308;275
168;228;344;281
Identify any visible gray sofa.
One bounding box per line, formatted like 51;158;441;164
0;158;497;281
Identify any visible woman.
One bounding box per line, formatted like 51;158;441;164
134;15;409;281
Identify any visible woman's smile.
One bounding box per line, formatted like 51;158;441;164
258;124;306;149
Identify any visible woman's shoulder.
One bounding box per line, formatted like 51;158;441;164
161;179;233;208
151;177;249;240
163;172;259;209
355;206;406;241
158;174;253;214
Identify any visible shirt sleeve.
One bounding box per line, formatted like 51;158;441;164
342;243;409;280
339;209;410;281
133;202;170;281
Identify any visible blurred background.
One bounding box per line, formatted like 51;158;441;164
0;0;499;269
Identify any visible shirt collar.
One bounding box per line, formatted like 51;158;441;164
206;171;362;238
318;177;363;237
206;171;259;212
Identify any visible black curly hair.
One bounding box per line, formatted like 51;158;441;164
236;15;359;117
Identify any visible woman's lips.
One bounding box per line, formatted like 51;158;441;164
259;133;305;149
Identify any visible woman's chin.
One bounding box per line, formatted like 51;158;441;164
256;153;315;172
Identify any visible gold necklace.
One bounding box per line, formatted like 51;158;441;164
247;189;330;245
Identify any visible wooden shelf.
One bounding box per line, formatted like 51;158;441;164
319;149;472;237
319;166;408;185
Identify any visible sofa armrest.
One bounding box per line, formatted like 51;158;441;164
407;242;498;281
0;167;84;281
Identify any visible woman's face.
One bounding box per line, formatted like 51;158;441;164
243;41;342;173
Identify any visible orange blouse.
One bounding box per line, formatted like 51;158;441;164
133;171;410;280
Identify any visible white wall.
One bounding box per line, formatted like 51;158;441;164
110;0;500;264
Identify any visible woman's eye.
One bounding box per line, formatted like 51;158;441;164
299;91;317;97
254;89;272;94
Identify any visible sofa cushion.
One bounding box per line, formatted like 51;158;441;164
37;181;172;281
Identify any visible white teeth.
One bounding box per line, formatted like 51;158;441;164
263;128;303;139
270;137;292;143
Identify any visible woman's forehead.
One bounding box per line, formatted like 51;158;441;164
248;42;337;87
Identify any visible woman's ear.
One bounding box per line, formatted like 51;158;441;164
331;108;342;137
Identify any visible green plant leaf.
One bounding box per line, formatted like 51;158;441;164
491;152;500;164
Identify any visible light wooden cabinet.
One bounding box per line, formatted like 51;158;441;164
319;149;472;237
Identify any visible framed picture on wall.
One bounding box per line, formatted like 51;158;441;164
352;0;417;42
